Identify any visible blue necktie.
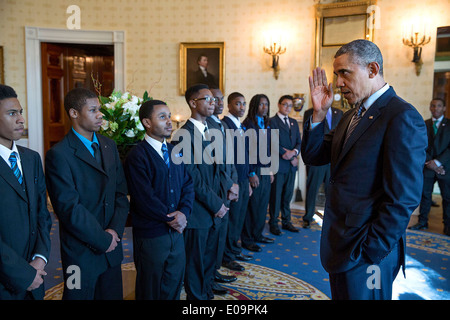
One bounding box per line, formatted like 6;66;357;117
9;152;23;184
161;143;170;168
326;109;332;129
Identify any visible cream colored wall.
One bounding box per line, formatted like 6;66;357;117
0;0;449;129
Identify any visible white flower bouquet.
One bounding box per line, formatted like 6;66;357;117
98;90;152;159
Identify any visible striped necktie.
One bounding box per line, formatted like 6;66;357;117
9;152;23;184
343;103;366;147
161;143;170;168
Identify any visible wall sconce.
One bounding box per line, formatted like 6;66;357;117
263;34;286;80
402;20;431;76
173;114;182;129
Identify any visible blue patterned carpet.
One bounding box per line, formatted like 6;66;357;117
44;208;450;300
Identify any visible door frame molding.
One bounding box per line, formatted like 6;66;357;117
25;26;125;159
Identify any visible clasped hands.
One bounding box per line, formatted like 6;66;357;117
426;160;446;175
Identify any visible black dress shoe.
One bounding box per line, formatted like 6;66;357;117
282;222;299;232
242;243;262;252
215;271;237;283
408;222;428;230
270;225;281;235
302;220;311;229
257;236;274;243
212;283;229;295
222;261;245;271
235;253;253;261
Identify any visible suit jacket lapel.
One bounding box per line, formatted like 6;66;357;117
335;87;394;167
19;147;34;203
67;130;106;175
0;152;28;202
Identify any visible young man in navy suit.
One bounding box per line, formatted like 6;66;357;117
302;39;427;299
45;88;129;300
268;95;302;235
0;84;51;300
221;92;254;272
124;100;194;299
410;98;450;236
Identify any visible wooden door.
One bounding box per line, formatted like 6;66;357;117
41;43;114;154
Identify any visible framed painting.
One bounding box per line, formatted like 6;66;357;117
179;42;225;95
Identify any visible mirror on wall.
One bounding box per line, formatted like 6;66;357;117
314;0;377;110
433;26;450;118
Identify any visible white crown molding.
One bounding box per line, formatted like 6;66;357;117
24;26;125;159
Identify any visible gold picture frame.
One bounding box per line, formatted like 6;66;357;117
179;42;225;95
0;46;4;84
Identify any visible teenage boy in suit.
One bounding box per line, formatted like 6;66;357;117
124;99;194;299
268;95;302;235
221;92;254;272
172;83;228;300
302;39;427;299
410;98;450;236
0;84;51;300
45;88;129;300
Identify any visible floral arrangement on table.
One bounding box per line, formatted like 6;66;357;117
98;89;152;160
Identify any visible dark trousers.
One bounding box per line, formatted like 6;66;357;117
62;262;123;300
133;230;185;300
223;179;250;263
184;226;218;300
269;170;296;226
241;169;271;246
419;173;450;227
304;164;330;222
329;243;401;300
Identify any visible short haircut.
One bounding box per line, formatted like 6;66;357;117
139;99;167;122
0;84;18;102
185;83;209;104
432;97;446;106
335;39;384;76
227;92;244;104
64;87;98;116
278;95;293;104
197;54;207;63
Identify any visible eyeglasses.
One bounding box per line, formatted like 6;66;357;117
192;96;217;104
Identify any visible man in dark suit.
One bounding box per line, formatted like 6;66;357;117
268;95;302;235
45;88;129;300
206;87;239;294
410;98;450;236
302;107;342;228
124;100;194;300
221;92;254;271
172;83;228;300
0;84;51;300
302;39;427;299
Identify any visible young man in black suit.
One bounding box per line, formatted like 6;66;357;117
268;95;302;235
410;98;450;236
0;84;52;300
124;100;194;299
45;88;129;300
221;92;254;271
172;83;228;300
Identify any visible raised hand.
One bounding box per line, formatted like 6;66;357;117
308;67;333;123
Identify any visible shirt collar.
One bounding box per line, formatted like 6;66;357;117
189;117;209;135
144;133;166;158
226;113;241;128
277;112;289;122
433;115;444;122
362;83;390;111
0;140;19;166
